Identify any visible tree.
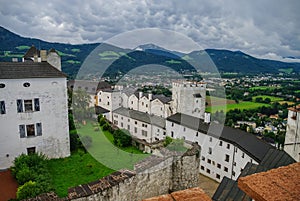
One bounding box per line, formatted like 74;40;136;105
113;129;132;147
264;97;271;104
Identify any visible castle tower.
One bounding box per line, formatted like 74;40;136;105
171;80;206;119
284;106;300;161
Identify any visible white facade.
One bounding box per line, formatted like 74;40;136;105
171;81;206;119
284;108;300;162
113;108;166;143
96;90;122;121
166;120;258;182
96;80;265;183
0;77;70;169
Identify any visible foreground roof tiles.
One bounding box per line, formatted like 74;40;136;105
142;187;212;201
238;162;300;201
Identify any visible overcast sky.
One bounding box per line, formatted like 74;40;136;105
0;0;299;61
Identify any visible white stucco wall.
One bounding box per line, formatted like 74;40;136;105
138;96;150;114
284;109;300;161
171;82;206;119
165;120;258;182
0;77;70;169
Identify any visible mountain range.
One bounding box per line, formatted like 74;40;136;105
1;26;299;79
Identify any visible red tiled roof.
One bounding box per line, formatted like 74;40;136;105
238;162;300;201
142;187;212;201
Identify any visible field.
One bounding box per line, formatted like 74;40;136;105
206;96;269;113
252;95;283;102
206;96;235;106
47;122;148;197
250;86;279;91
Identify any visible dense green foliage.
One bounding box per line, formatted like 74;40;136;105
113;129;132;147
11;153;53;199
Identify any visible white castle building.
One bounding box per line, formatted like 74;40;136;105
96;80;273;182
0;46;70;169
284;106;300;161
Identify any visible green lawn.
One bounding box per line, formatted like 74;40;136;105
78;122;148;170
252;95;283;102
47;122;148;197
250;86;279;91
47;151;114;197
206;101;269;113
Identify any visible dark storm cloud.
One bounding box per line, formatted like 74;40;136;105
0;0;299;60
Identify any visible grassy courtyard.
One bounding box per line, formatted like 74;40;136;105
46;122;148;197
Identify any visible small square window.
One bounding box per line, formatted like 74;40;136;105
217;163;221;169
201;166;205;170
219;141;223;146
216;174;220;179
227;144;230;149
202;156;205;161
207;159;211;164
26;124;35;137
209;137;212;142
27;147;36;155
225;154;230;162
224;167;228;172
208;147;212;154
24;100;33;112
206;168;211;174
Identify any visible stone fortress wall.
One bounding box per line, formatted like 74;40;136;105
26;144;200;201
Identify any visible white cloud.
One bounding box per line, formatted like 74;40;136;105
0;0;299;59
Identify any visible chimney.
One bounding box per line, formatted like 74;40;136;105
40;50;47;62
148;93;153;101
33;54;38;62
47;49;61;71
204;113;211;123
139;91;143;99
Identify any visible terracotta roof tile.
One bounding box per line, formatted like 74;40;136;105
238;162;300;201
142;194;174;201
171;187;212;201
142;187;212;201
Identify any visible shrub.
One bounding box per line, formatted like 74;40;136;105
12;153;53;199
113;129;132;147
17;181;41;200
99;117;107;126
97;114;103;123
102;123;110;131
163;136;173;147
